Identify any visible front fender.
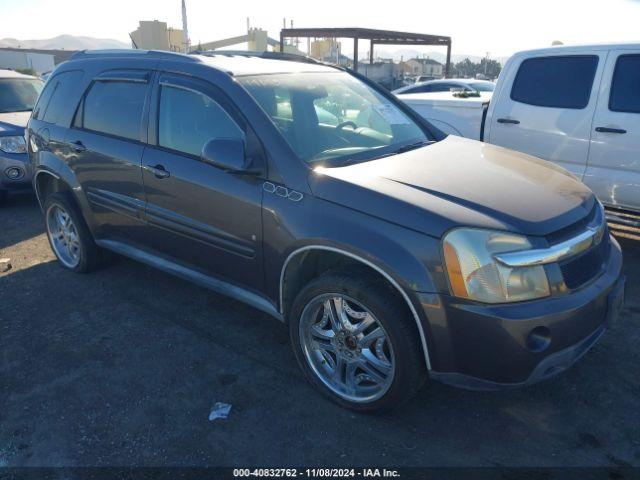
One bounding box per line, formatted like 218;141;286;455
264;195;444;302
264;194;446;371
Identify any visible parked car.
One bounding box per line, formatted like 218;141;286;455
28;50;625;412
394;78;495;95
0;69;44;205
396;44;640;239
392;91;490;139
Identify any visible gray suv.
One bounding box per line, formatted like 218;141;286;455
28;50;625;412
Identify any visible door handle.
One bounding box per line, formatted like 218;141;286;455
67;140;86;152
595;126;627;134
497;118;520;124
146;164;170;179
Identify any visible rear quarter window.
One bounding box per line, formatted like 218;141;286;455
33;70;84;124
609;54;640;113
510;55;599;109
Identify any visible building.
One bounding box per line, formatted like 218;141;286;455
402;57;443;78
310;39;340;61
130;20;185;52
0;49;59;74
358;60;405;90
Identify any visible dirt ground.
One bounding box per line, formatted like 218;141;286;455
1;194;639;468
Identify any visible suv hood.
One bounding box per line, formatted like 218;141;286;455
0;111;30;134
309;136;595;238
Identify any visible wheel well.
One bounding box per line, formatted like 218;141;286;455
281;249;409;320
280;248;431;369
35;172;71;206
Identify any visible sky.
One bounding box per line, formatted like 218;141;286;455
1;0;639;58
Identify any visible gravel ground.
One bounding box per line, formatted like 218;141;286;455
1;194;639;468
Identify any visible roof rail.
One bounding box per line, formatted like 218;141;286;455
190;50;321;65
70;49;199;62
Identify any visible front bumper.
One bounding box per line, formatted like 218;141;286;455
419;236;624;390
0;151;32;192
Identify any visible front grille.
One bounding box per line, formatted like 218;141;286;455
546;205;597;244
559;234;610;290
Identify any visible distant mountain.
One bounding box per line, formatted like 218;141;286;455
0;34;129;51
373;48;510;66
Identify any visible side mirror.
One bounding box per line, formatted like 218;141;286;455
201;138;249;172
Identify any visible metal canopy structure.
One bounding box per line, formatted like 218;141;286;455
280;27;452;76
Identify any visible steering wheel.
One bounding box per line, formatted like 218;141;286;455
336;120;358;131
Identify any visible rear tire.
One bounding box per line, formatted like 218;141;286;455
289;268;426;413
43;192;104;273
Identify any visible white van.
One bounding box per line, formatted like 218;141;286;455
397;43;640;239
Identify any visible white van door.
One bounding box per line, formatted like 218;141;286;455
486;53;605;178
585;50;640;213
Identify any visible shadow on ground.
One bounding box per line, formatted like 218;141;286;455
0;194;43;251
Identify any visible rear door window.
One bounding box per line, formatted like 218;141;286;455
511;55;598;109
82;80;147;141
609;54;640;113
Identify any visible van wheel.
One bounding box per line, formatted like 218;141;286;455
43;192;103;273
289;269;426;413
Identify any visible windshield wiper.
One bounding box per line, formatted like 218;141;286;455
390;140;434;155
310;140;435;168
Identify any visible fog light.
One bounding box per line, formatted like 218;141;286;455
526;326;552;352
5;167;24;180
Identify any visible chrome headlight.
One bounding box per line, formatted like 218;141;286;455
0;135;27;154
443;228;550;303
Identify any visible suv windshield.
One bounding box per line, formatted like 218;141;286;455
0;78;44;113
239;72;432;165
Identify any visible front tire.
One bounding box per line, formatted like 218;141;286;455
289;268;426;413
43;192;103;273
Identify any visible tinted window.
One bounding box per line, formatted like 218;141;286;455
32;78;56;120
0;78;43;113
33;71;84;123
610;55;640;113
41;71;84;124
430;83;464;92
511;55;598;109
83;80;147;141
158;85;244;157
403;84;432;94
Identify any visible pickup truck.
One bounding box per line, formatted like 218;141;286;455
396;43;640;240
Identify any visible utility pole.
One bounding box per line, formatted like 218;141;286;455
181;0;190;52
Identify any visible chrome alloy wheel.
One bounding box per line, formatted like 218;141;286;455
299;294;395;403
46;205;81;268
